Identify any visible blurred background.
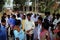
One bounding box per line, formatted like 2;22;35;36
0;0;60;14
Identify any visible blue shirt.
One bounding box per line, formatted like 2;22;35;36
14;29;25;40
0;25;7;40
8;18;16;27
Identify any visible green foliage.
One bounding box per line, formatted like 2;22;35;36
45;0;55;12
14;0;26;5
0;0;4;12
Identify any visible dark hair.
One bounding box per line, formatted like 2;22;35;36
53;13;55;16
1;16;6;20
23;15;26;19
17;14;20;17
44;19;50;30
1;13;6;19
12;15;16;18
15;20;21;26
35;22;38;27
27;14;31;17
34;14;37;18
38;16;43;22
1;19;6;23
42;22;49;30
7;15;10;18
45;11;50;15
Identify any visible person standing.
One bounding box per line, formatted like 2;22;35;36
33;16;43;40
53;14;60;29
14;20;25;40
33;22;38;40
25;14;35;40
40;23;50;40
37;16;43;40
0;19;7;40
8;15;16;37
21;15;26;31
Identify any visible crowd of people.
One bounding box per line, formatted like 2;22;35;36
0;11;60;40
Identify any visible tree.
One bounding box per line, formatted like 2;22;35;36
14;0;26;11
0;0;4;12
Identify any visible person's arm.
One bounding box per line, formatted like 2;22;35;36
14;30;19;40
20;30;25;40
53;19;57;25
32;21;35;29
46;31;50;40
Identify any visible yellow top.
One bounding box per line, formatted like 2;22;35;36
21;19;26;30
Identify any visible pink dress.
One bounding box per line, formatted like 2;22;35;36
40;29;50;40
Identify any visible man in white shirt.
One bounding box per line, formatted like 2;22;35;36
25;14;35;40
16;13;22;21
53;14;60;29
31;14;38;22
44;12;52;22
